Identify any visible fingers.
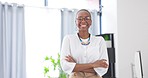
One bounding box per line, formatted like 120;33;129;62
92;59;108;68
100;59;108;68
65;56;70;61
101;62;108;68
65;55;75;62
101;59;107;62
103;64;108;68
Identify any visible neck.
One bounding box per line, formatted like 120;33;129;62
78;31;90;39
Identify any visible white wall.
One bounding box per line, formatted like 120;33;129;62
101;0;118;77
102;0;148;78
117;0;148;78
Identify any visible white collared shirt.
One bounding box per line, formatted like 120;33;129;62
60;34;109;76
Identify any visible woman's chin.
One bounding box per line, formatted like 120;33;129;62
79;28;88;31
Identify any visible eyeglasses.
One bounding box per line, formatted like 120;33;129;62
76;16;91;21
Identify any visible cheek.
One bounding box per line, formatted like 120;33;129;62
76;21;80;26
88;21;92;26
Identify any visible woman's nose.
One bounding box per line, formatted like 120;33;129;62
80;21;88;25
81;19;87;22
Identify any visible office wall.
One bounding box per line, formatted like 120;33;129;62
117;0;148;78
101;0;118;77
102;0;148;78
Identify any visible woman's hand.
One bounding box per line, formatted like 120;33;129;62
82;68;96;73
92;59;108;68
65;55;76;63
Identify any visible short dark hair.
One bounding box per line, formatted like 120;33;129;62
76;9;91;18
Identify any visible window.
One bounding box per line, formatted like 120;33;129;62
1;0;100;78
47;0;99;10
25;7;61;78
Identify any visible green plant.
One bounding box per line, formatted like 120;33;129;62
44;53;67;78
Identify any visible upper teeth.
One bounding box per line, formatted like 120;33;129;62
81;25;86;27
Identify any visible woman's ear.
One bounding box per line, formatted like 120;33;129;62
75;20;77;26
75;19;77;23
90;20;92;25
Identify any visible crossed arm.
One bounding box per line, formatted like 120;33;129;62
65;55;108;73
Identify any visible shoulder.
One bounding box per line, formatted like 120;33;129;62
91;35;106;46
92;35;105;42
63;34;77;40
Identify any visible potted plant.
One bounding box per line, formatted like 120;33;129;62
43;53;67;78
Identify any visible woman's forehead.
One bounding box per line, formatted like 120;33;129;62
77;11;90;17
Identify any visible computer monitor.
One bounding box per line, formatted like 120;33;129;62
134;51;143;78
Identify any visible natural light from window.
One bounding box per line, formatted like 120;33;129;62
0;0;99;78
25;7;61;78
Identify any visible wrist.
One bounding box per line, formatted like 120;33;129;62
90;63;94;68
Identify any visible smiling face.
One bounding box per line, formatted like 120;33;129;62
75;10;92;32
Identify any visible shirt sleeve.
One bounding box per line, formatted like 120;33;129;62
60;35;76;74
94;37;109;76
